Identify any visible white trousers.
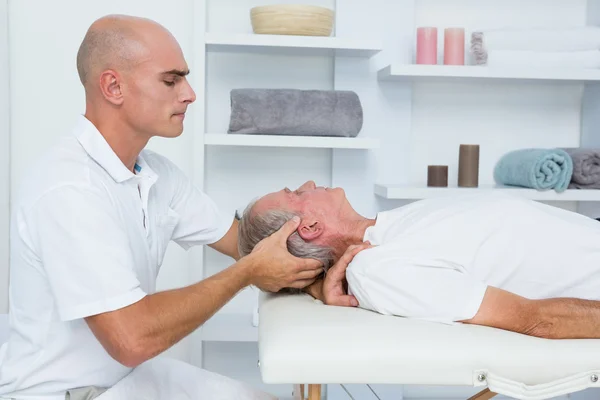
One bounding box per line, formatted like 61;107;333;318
93;357;278;400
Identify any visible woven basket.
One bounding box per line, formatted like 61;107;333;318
250;5;334;37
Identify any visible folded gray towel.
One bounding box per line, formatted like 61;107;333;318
562;148;600;189
227;88;363;137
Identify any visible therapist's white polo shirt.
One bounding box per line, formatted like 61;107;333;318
0;115;233;400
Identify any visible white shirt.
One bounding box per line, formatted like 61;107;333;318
0;116;233;400
346;191;600;324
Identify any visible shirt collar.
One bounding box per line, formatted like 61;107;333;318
74;115;156;183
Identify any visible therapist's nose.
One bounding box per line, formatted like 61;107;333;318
179;78;197;104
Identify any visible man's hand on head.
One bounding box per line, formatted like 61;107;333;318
246;216;324;292
322;242;372;307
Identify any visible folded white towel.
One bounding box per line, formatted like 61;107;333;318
483;49;600;68
471;27;600;64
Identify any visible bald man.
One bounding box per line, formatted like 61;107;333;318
0;14;345;400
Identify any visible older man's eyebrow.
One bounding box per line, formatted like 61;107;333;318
161;69;190;77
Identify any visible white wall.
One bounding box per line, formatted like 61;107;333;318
0;0;8;314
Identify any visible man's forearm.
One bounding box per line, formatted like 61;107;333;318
121;257;255;366
530;297;600;339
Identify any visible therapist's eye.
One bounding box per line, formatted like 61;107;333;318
164;81;175;87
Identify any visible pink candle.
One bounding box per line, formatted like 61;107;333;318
444;27;465;65
416;27;437;65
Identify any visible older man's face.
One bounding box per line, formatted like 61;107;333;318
253;180;349;221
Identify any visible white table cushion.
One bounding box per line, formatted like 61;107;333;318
258;293;600;399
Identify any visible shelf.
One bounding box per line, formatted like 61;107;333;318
201;313;258;342
374;184;600;202
377;64;600;83
204;133;379;149
205;32;382;57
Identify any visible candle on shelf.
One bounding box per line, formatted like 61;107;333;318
444;27;465;65
427;165;448;187
458;144;479;187
416;27;438;65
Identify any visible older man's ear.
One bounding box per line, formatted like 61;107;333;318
297;219;324;241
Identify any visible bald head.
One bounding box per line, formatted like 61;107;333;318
76;14;173;88
76;14;195;139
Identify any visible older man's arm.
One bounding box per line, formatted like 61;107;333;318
303;278;324;301
460;286;600;339
301;243;372;305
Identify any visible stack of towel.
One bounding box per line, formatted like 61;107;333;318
471;27;600;68
563;148;600;189
493;148;600;192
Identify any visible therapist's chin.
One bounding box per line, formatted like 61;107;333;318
155;119;185;138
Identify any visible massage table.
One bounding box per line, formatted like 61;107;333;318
258;293;600;400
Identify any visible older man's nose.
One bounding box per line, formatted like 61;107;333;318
300;180;316;191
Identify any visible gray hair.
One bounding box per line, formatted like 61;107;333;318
238;199;334;292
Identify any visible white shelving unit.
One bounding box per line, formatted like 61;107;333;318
205;32;382;57
375;184;600;202
378;64;600;84
201;4;381;350
204;133;379;149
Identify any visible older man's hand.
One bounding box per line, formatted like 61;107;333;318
247;217;324;292
323;242;372;307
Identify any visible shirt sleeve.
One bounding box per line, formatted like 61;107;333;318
161;156;233;250
346;253;488;324
25;185;147;321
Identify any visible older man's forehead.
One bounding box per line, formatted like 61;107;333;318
252;192;287;215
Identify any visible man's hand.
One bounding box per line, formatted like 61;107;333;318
323;242;372;307
247;217;324;292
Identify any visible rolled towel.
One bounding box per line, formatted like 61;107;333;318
493;148;573;192
227;88;363;138
228;89;363;137
562;148;600;189
471;27;600;65
477;49;600;68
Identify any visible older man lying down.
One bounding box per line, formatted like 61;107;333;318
238;180;600;339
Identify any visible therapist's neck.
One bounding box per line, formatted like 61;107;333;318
328;217;376;262
84;108;150;173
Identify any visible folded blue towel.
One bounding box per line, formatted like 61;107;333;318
493;148;573;192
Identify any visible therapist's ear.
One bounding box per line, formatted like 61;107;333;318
298;219;323;241
99;70;124;106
